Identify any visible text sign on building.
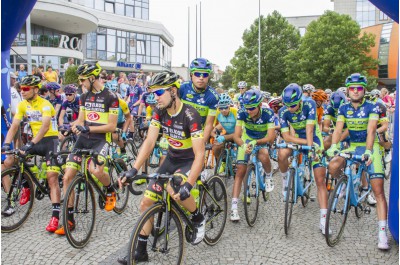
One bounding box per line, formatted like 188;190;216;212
117;61;141;70
58;35;82;51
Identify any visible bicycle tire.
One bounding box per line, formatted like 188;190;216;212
59;135;76;152
110;159;130;214
128;203;184;265
354;170;368;218
63;175;96;248
1;168;35;233
243;164;259;227
325;176;350;247
284;168;295;235
301;164;311;207
200;175;228;245
124;139;138;166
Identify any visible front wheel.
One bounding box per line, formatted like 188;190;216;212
301;165;311;207
284;168;295;235
200;175;228;245
110;159;130;214
63;175;96;248
243;164;259;227
128;203;184;265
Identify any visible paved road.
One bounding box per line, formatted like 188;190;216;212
2;173;398;265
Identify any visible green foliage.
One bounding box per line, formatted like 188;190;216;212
64;65;79;85
229;11;300;93
284;10;378;89
220;65;234;89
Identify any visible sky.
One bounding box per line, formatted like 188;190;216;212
149;0;334;70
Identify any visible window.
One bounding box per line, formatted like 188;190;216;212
97;35;106;50
135;6;142;19
379;11;388;21
299;27;306;37
137;40;145;55
115;3;124;15
95;0;104;10
105;2;114;13
126;5;134;17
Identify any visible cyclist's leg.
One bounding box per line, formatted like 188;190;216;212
258;148;274;191
1;155;18;193
277;148;292;195
212;142;224;162
323;135;332;151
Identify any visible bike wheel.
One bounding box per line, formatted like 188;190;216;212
128;203;184;265
63;175;96;248
200;175;228;245
110;159;130;214
243;164;259;227
301;165;311;207
284;168;295;235
133;130;144;148
325;176;350;247
1;169;35;233
59;135;75;151
124;139;138;166
145;147;161;174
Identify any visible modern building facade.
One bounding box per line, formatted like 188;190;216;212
10;0;173;73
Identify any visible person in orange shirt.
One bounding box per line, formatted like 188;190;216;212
312;89;328;131
44;66;58;83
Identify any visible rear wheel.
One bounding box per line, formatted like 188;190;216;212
284;168;295;235
243;164;259;227
110;159;130;214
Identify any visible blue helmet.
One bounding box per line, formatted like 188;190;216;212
189;58;212;73
345;73;367;87
330;91;347;109
218;93;232;108
282;83;303;106
243;89;262;107
146;93;157;104
64;84;77;94
45;82;61;91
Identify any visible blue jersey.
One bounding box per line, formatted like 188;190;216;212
47;95;62;107
238;94;245;109
179;81;219;127
279;99;323;144
236;107;275;139
216;107;237;135
337;99;379;143
127;85;143;106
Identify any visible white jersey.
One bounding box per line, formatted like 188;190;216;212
10;87;22;116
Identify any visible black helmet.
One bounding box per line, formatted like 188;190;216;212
148;71;180;89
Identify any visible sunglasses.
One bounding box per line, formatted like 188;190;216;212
21;86;34;92
193;72;210;78
348;86;364;92
66;93;74;96
245;106;257;111
219;106;229;110
286;103;298;109
153;88;170;97
239;87;246;90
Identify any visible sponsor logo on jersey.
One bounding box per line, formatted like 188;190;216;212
152;183;162;192
187;94;194;99
168;138;183;147
87;112;100;121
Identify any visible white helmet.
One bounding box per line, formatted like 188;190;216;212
302;84;315;92
337;87;347;94
237;81;247;89
370;89;381;97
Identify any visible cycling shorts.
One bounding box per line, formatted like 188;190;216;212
144;155;193;202
28;136;60;173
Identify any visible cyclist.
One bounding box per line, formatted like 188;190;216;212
228;88;236;100
55;61;119;235
179;58;219;142
45;82;62;119
311;89;328;130
117;71;206;264
125;74;143;115
1;75;62;232
237;81;248;109
230;89;276;221
278;83;328;234
268;97;283;130
211;93;237;164
302;84;315;100
58;84;80;130
327;73;389;250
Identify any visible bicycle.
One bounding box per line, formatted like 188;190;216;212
242;145;270;227
1;150;66;232
214;141;237;186
61;148;129;248
275;142;315;235
126;172;228;264
325;152;371;247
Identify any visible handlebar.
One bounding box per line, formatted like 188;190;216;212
276;142;315;151
336;152;364;162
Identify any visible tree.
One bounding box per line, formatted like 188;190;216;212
220;65;234;89
230;11;300;93
285;11;378;89
64;65;78;85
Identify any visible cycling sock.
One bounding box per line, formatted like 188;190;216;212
280;171;287;179
231;198;238;210
361;186;368;191
68;207;75;223
52;203;61;219
378;220;387;236
265;172;272;179
191;208;204;223
137;234;149;253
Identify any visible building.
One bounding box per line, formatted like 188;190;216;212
285;15;320;37
10;0;173;74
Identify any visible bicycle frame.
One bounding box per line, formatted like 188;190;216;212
247;146;268;197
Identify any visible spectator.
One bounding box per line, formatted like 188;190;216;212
16;64;27;82
9;72;22;117
34;65;45;81
63;58;74;71
381;87;395;114
44;66;58;83
99;72;108;85
137;70;146;85
56;69;63;86
145;72;153;87
119;76;129;98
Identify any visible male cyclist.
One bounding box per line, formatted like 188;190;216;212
327;73;389;250
1;75;61;232
311;89;328;130
45;82;62;119
278;83;329;234
55;61;119;235
231;89;275;221
117;71;205;264
179;58;219;143
237;81;248;110
302;84;315;100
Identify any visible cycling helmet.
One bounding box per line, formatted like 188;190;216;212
189;58;212;73
148;71;180;89
146;93;157;105
76;61;102;78
370;89;381;97
45;82;61;91
325;89;332;95
282;83;303;106
330;91;347;110
345;73;367;87
337;87;347;94
218;93;232;108
302;84;315;93
243;89;262;107
263;91;271;100
268;97;283;112
128;73;137;80
228;88;236;94
64;84;77;94
237;81;247;89
20;75;42;87
312;89;328;102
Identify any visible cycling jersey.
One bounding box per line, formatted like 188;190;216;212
150;103;203;159
179;81;219;126
79;88;119;140
323;105;348;129
117;97;130;124
237;94;245;109
215;107;237;135
337;99;379;143
61;95;80;122
140;92;151;108
15;96;58;137
127;85;143;109
236;107;275;139
47;95;62;108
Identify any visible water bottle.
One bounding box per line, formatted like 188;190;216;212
190;188;200;205
30;165;39;176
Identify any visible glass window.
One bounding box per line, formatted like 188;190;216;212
45;56;59;70
151;57;160;65
137;40;145;55
135;0;142;7
117;30;121;37
129;55;136;62
143;3;148;8
122;31;127;37
95;0;104;10
146;40;150;55
97;35;106;50
107;52;116;60
135;6;142;19
107;28;116;35
145;56;151;64
142;8;149;20
98;27;107;34
116;0;123;2
136;55;143;63
126;5;134;17
137;33;144;40
125;0;134;4
98;51;107;60
84;0;94;8
107;35;116;52
299;27;306;37
87;49;96;59
105;2;114;13
117;53;127;61
116;3;124;15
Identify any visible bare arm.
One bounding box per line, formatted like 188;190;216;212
233;125;243;146
58;109;66;125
